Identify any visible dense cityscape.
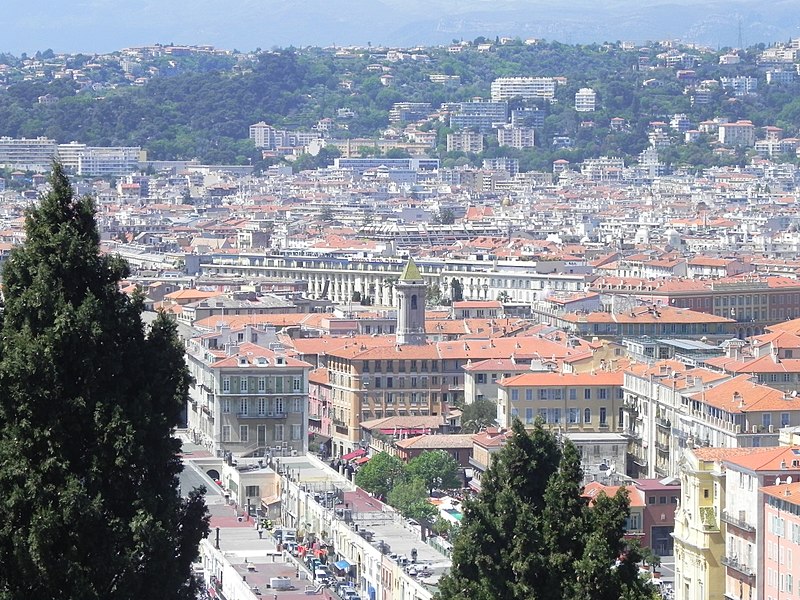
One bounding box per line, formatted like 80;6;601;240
3;29;800;600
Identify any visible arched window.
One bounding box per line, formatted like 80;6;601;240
411;294;418;310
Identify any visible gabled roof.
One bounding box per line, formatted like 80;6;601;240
724;446;800;472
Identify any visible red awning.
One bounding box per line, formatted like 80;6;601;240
355;456;371;465
341;448;366;461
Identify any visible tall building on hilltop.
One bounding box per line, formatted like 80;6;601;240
395;258;426;346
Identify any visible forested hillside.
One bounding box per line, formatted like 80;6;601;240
1;40;799;169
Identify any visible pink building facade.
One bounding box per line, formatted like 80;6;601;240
762;481;800;600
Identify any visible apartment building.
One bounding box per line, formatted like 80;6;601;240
249;121;321;149
720;448;800;600
496;124;535;149
0;136;57;171
674;447;730;600
185;324;312;457
56;142;144;176
575;87;597;112
446;130;484;153
588;277;800;338
497;370;625;431
719;121;756;147
449;100;508;133
388;102;432;123
762;480;800;600
490;76;557;100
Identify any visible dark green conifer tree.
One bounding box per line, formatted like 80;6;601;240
437;420;655;600
0;164;209;599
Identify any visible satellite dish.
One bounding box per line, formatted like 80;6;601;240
776;477;783;485
792;390;798;398
788;476;794;484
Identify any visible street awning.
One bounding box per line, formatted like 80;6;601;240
335;559;353;570
355;456;370;465
341;448;366;461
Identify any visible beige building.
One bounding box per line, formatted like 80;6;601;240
185;324;312;457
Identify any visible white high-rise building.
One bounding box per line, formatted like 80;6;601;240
575;88;597;112
490;77;557;100
0;136;57;171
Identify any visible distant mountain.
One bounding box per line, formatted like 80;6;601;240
2;0;799;54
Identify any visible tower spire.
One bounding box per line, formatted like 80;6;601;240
395;257;426;346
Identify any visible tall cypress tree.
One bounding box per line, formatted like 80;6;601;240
0;164;209;599
437;420;655;600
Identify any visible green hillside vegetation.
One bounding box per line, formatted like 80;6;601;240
1;41;799;169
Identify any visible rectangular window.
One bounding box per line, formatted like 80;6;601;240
293;398;302;413
240;398;248;415
274;424;284;441
258;377;266;392
222;398;231;414
584;408;591;424
584;389;591;400
240;377;248;393
387;377;394;389
525;408;534;424
511;389;519;401
599;388;607;400
526;389;533;401
258;398;267;416
569;408;579;424
569;389;577;401
782;413;791;427
222;376;230;393
245;485;260;497
291;424;302;440
293;377;302;392
222;425;231;442
239;425;249;442
600;407;607;425
274;398;284;414
275;377;283;393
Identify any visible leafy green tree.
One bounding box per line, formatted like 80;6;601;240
387;478;438;522
426;283;443;306
407;450;462;494
460;398;498;433
436;420;654;600
433;208;456;225
354;451;406;498
0;164;210;599
450;278;464;302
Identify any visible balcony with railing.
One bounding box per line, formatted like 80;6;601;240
656;441;669;453
656;416;671;430
721;555;755;578
720;510;756;532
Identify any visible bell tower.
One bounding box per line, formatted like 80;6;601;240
395;257;426;345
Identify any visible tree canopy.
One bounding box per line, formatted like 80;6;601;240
460;398;498;433
436;420;655;600
407;450;462;494
354;451;406;499
0;164;209;599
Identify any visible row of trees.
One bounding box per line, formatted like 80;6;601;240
354;450;462;522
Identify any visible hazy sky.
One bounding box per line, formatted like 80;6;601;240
3;0;799;55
